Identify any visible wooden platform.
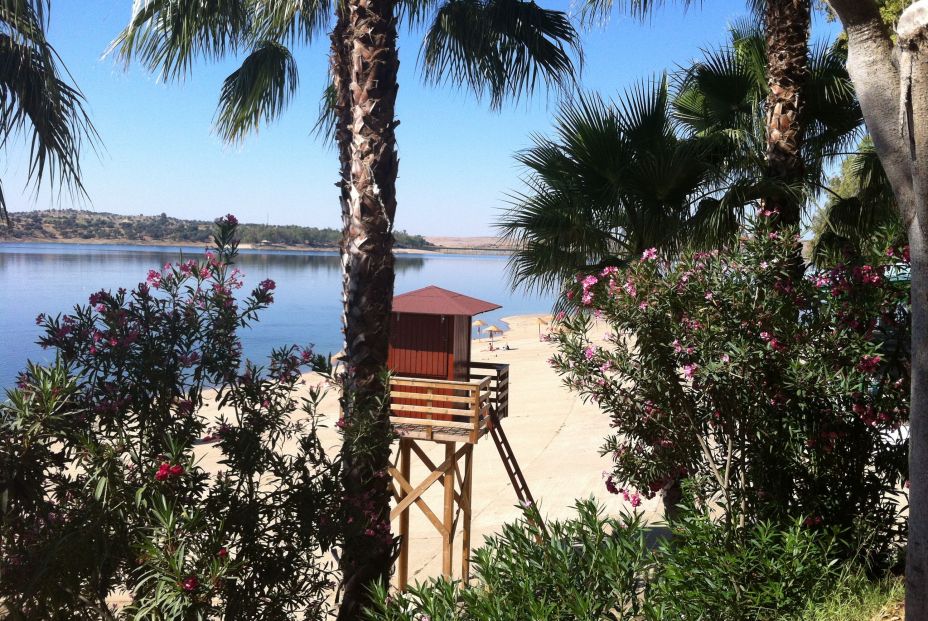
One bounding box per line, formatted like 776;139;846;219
389;362;509;445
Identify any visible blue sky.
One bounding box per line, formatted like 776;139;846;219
4;1;841;236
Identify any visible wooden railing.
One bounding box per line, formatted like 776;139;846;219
469;362;509;421
388;363;509;444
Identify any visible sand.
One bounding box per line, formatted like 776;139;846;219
193;314;662;586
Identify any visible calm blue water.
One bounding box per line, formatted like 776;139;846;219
0;243;553;389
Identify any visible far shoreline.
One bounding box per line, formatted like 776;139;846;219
0;237;517;255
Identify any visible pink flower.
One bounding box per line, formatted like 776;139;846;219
672;339;683;354
760;331;771;342
146;270;162;289
584;346;597;361
182;575;199;592
623;280;637;298
721;354;730;363
683;364;698;379
641;247;658;261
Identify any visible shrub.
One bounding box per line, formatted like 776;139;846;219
0;216;341;619
371;501;848;621
646;512;843;620
550;215;910;565
369;500;652;621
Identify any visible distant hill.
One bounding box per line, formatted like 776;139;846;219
1;210;436;250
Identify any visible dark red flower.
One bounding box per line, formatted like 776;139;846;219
169;464;184;477
218;547;228;559
182;575;199;592
155;462;170;482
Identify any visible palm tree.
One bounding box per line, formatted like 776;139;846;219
0;0;96;225
674;23;862;196
110;1;579;615
499;78;745;295
579;0;815;227
809;137;902;264
503;28;864;295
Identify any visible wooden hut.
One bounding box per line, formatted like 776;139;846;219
388;285;500;382
385;286;534;588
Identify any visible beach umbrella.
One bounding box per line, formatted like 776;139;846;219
484;325;502;347
536;316;549;340
472;319;486;338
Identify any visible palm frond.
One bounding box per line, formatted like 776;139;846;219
253;0;332;46
214;40;298;143
420;0;581;109
311;81;337;145
578;0;702;27
109;0;253;79
0;12;97;225
500;81;741;294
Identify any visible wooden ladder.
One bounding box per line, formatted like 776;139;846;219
488;414;536;510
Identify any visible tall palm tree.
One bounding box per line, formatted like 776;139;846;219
110;1;579;616
0;0;96;225
580;0;814;227
503;28;864;295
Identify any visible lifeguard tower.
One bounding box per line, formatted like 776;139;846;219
386;286;535;587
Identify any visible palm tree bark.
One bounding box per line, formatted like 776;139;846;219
331;0;400;616
764;0;811;227
827;1;928;616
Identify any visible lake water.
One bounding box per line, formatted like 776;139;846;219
0;243;553;390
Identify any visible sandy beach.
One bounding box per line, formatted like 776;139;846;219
195;314;661;585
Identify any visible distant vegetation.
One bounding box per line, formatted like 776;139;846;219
1;210;435;250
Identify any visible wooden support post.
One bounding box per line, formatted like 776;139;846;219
398;438;411;589
461;443;473;583
442;441;455;577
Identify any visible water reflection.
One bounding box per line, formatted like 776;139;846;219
0;243;550;389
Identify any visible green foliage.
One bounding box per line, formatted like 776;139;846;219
801;574;903;621
0;216;341;619
501;25;864;296
369;500;653;621
371;500;853;621
0;1;98;224
551;216;910;567
1;209;437;249
109;0;580;141
811;137;903;266
647;513;843;620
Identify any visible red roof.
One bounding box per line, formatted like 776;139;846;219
392;285;501;317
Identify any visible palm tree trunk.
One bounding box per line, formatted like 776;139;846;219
331;0;400;616
764;0;811;228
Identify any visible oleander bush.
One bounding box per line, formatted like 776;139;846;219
550;214;910;567
0;216;341;619
645;511;844;620
370;500;848;621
